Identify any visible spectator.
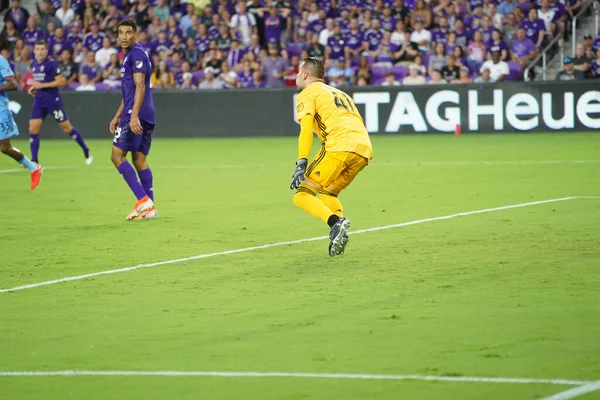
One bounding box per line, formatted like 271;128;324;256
170;34;185;56
431;16;450;46
489;29;509;61
294;11;310;43
392;0;411;26
428;42;447;76
498;0;517;17
356;76;368;86
179;3;196;33
583;34;595;58
392;30;418;65
410;20;431;52
513;6;525;26
429;69;447;84
83;21;105;53
306;33;325;58
50;27;71;58
452;66;473;83
573;43;592;77
319;18;335;46
175;60;192;86
523;8;545;50
475;67;496;83
152;60;175;87
441;55;460;82
390;19;407;46
566;0;584;19
76;74;97;91
261;43;288;88
503;13;519;46
345;18;365;61
537;0;556;37
511;27;537;70
179;72;196;89
446;31;457;55
381;71;400;86
238;60;254;87
284;55;300;87
36;1;61;32
20;69;34;91
169;52;184;82
247;70;266;88
166;16;183;40
221;70;239;89
380;6;396;32
403;63;426;85
326;24;347;66
23;17;42;47
467;31;487;69
11;38;26;62
480;50;509;81
5;0;30;33
453;20;469;48
591;48;600;77
354;55;372;84
261;3;290;46
58;48;79;85
95;36;117;68
410;0;432;29
555;57;584;80
479;16;495;44
102;53;121;87
308;8;327;35
413;54;427;75
548;0;567;35
488;5;504;30
364;18;385;53
79;51;101;84
326;58;353;86
56;0;76;27
153;0;170;22
226;38;245;69
1;20;19;52
131;0;152;30
14;47;32;82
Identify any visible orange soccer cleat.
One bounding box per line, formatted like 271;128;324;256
30;164;42;190
125;196;154;220
132;206;157;220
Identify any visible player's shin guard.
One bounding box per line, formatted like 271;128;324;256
293;189;335;224
320;192;343;217
117;161;147;200
29;134;39;162
69;128;89;153
138;168;154;202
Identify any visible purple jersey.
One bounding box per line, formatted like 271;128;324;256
345;30;363;50
170;43;186;56
67;31;83;48
549;2;566;20
380;16;396;32
22;29;42;47
31;58;62;105
375;42;397;63
511;37;536;57
208;25;220;40
327;35;346;60
71;0;84;9
195;35;210;54
364;28;384;50
480;27;495;44
226;47;245;67
591;59;600;76
49;37;71;57
5;8;28;32
171;3;187;19
488;39;508;54
264;14;283;43
522;19;545;41
238;70;253;87
338;20;350;36
120;43;155;125
80;63;99;80
308;19;326;34
111;0;126;11
455;30;470;47
432;28;449;44
593;38;600;50
151;39;172;55
83;32;105;52
247;80;267;88
167;27;183;40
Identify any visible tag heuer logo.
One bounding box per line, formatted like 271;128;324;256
136;61;143;68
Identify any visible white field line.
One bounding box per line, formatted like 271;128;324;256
541;381;600;400
0;370;593;386
0;197;578;294
1;160;600;174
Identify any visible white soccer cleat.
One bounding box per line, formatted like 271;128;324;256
85;150;93;166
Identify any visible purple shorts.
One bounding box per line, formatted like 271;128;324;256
113;119;154;155
30;102;69;122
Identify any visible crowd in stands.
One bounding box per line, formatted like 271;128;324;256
1;0;599;91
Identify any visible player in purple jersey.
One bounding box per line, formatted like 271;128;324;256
28;40;91;166
109;20;156;220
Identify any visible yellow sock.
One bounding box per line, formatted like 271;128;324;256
320;193;343;217
293;191;334;224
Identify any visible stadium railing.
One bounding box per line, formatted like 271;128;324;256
572;0;600;55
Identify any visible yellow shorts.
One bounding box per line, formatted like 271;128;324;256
299;150;369;196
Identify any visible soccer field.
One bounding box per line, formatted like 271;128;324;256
1;133;599;400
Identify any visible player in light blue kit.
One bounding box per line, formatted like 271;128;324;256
0;43;42;190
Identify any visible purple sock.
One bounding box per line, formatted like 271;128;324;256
30;134;39;162
69;128;89;153
138;168;154;202
117;161;147;200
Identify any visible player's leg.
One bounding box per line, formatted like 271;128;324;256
28;117;42;164
111;123;154;220
57;110;92;165
132;121;155;203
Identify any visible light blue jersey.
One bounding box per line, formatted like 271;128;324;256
0;55;19;140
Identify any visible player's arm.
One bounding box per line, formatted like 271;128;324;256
290;114;314;190
0;75;17;92
109;99;124;134
130;71;146;134
34;73;67;89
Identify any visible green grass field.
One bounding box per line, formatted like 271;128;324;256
1;133;599;400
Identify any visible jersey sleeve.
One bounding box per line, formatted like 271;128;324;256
130;48;151;74
0;57;14;79
296;89;316;122
51;60;61;78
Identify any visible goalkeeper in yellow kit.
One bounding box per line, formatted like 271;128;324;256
290;57;373;257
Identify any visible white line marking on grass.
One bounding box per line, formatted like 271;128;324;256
541;381;600;400
0;166;75;174
0;370;592;386
0;197;578;294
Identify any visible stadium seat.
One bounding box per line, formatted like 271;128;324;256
286;43;303;58
192;70;205;82
371;66;386;81
389;65;408;79
507;62;522;81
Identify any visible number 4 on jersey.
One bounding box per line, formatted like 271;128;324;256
333;92;356;113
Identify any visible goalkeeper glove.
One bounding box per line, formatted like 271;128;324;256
290;158;308;190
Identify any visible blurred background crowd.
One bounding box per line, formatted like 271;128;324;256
0;0;599;91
